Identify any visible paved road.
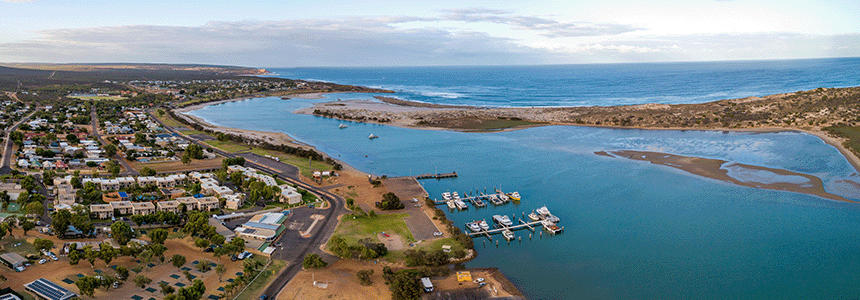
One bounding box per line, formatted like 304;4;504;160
0;109;38;174
237;152;299;180
90;110;139;176
148;109;348;298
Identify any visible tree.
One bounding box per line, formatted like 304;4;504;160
140;166;157;176
103;143;117;157
160;281;175;295
230;237;245;248
66;133;80;145
148;228;168;245
0;223;6;241
116;266;129;280
108;161;121;176
194;262;210;273
34;238;54;252
84;245;98;268
68;244;83;265
302;253;328;269
215;264;226;282
25;201;44;216
183;270;193;282
110;221;133;245
388;272;422;300
133;275;152;288
181;153;192;165
134;133;147;144
357;269;374;286
75;276;100;297
172;254;186;268
194;238;210;249
376;192;404;210
149;244;167;258
99;243;119;265
21;220;35;236
209;234;225;246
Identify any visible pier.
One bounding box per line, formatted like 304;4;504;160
434;190;516;206
466;220;545;238
415;172;458;180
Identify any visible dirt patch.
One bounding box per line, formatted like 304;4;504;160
324;169;391;212
376;233;405;251
432;268;522;298
277;260;391;300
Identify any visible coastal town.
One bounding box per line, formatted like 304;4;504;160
0;65;523;300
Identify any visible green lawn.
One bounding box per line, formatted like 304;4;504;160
151;112;183;128
385;237;466;262
234;258;286;300
248;148;333;178
0;238;38;257
330;213;414;246
204;140;251;153
70;96;125;101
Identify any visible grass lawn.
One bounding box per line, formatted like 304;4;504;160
70;96;125;101
150;111;184;128
385;237;466;262
131;158;223;173
0;237;38;257
248;148;333;178
330;213;414;246
204;140;250;153
234;258;286;300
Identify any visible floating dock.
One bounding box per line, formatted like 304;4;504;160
465;211;564;239
435;190;519;208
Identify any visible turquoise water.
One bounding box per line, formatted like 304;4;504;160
190;96;860;299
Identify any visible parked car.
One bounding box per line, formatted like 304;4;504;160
474;278;485;283
15;266;25;272
38;259;47;264
478;282;487;287
203;247;213;253
231;255;238;261
259;295;267;300
433;231;444;237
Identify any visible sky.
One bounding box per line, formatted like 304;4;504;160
0;0;858;67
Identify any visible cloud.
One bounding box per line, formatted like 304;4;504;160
441;8;641;37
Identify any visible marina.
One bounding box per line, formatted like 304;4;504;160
465;207;565;240
435;189;522;209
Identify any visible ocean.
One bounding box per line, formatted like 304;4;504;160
191;58;860;299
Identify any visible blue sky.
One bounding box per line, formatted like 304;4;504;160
1;0;858;67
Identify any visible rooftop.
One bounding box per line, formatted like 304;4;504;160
25;278;78;300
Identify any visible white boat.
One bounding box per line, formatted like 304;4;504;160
536;206;551;216
452;191;460;200
507;191;521;201
545;214;560;223
492;215;513;227
338;123;348;129
479;220;489;231
368;134;379;139
446;200;456;209
528;212;540;221
442;192;452;200
497;193;510;202
502;229;515;241
454;200;468;210
467;221;481;232
542;221;563;234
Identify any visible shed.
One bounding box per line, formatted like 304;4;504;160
0;252;27;269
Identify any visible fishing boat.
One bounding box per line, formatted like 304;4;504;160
467;221;482;232
497;193;510;202
507;191;521;201
472;198;486;207
490;197;504;206
442;192;452;200
502;229;515;241
545;214;560;223
368;134;379;139
492;215;513;227
452;191;460;200
528;211;540;221
338;123;348;129
479;220;490;231
542;221;563;234
536;206;551;216
446;200;456;209
454;199;468;210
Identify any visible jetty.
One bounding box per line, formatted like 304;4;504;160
415;172;458;180
434;189;518;208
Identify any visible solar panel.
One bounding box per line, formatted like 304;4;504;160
25;279;77;300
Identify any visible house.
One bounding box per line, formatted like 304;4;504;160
109;201;133;215
279;184;302;204
196;197;219;211
156;177;175;188
176;196;199;210
101;179;120;191
225;193;245;210
213;186;234;197
234;212;288;241
117;177;136;189
136;176;157;187
0;252;27;269
156;200;179;214
131;202;155;216
89;204;114;219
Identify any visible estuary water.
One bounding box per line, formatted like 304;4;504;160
191;58;860;299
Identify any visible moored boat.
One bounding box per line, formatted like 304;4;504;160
497;193;510;202
536;206;551;216
493;215;513;227
507;191;521;201
528;211;540;221
452;191;460;200
454;199;468;210
368;134;379;139
446;200;456;209
467;221;481;232
479;220;489;231
338;123;348;129
502;229;515;240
